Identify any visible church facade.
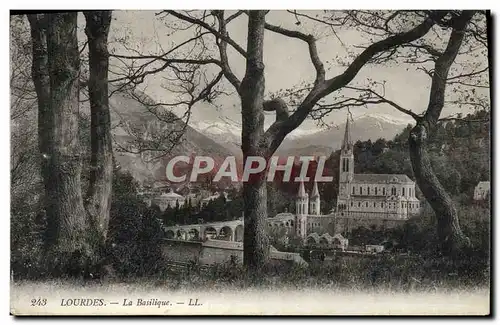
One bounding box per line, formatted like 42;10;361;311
270;117;422;241
336;117;421;220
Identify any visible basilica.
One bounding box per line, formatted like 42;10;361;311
268;117;422;240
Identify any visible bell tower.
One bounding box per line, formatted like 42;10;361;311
338;116;354;209
309;181;320;215
295;181;309;239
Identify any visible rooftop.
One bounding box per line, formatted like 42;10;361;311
160;191;184;199
477;181;490;187
353;174;413;184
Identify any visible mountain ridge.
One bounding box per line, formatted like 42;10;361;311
191;113;413;158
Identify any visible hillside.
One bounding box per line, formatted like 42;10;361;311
81;87;234;186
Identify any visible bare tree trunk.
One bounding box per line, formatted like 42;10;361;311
83;11;113;241
28;13;96;276
240;10;270;272
408;11;475;255
27;14;52;226
45;12;88;253
409;122;470;254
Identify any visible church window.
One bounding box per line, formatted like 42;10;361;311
368;187;370;195
351;201;353;207
381;202;384;208
383;188;386;195
391;187;397;196
374;202;377;208
346;159;349;172
360;187;363;195
358;202;361;207
375;187;378;195
402;187;405;196
352;187;355;195
366;202;368;207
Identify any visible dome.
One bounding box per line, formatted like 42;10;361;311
160;191;184;199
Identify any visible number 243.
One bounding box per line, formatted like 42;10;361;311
31;298;47;306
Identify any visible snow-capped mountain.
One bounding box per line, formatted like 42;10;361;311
354;113;414;127
189;113;413;157
277;113;413;156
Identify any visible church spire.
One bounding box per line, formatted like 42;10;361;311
297;181;308;198
311;181;320;198
342;115;352;150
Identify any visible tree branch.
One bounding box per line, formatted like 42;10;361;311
262;11;447;155
263;21;325;84
344;85;422;120
213;10;242;92
165;10;247;57
424;11;476;124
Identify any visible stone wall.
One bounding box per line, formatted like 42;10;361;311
161;239;307;266
334;216;406;233
200;240;243;265
161;240;202;263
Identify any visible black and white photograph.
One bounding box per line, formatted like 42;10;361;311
8;7;492;316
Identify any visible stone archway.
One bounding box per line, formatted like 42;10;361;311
203;227;217;240
218;226;233;241
306;236;318;246
188;228;200;241
320;237;329;247
234;225;243;242
176;229;187;240
165;230;175;239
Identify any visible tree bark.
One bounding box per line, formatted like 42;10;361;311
83;11;113;241
408;11;475;255
27;14;53;227
44;12;89;255
409;122;470;254
240;11;270;272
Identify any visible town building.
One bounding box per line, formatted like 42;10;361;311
151;189;186;211
474;181;490;201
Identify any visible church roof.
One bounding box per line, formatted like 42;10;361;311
352;174;413;184
160;190;184;199
476;181;490;188
306;233;321;242
269;213;295;221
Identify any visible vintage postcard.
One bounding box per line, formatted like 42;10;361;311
9;9;491;316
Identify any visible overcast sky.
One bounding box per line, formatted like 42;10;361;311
97;10;490;133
